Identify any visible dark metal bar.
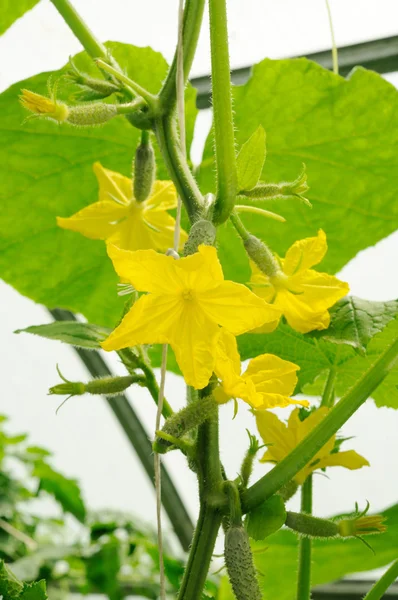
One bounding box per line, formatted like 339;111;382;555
49;308;194;552
192;35;398;108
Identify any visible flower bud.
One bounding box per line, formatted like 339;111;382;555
20;89;69;122
49;369;137;398
338;515;387;537
133;136;156;202
241;165;310;207
243;235;280;278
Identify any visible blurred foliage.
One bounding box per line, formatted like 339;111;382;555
0;415;218;599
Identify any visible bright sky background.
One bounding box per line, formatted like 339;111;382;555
1;0;398;573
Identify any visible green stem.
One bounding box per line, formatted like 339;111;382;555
242;336;398;513
177;407;223;600
155;115;204;222
224;481;242;526
296;476;313;600
50;0;108;59
363;559;398;600
208;0;237;225
177;503;222;600
159;0;206;113
230;211;250;242
320;368;336;408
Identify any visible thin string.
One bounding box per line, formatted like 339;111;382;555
325;0;339;75
154;2;186;599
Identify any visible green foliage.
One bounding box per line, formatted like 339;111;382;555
0;0;39;35
236;126;266;192
220;503;398;600
311;296;398;353
32;462;86;523
197;59;398;283
239;306;398;409
15;321;110;349
19;581;48;600
244;495;286;541
0;559;24;599
0;42;197;327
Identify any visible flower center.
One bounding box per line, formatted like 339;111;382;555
182;289;195;301
270;271;289;290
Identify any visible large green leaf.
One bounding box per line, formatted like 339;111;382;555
220;503;398;600
0;42;197;328
197;59;398;282
238;309;398;409
0;0;39;35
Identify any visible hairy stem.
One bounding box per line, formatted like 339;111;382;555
242;336;398;513
363;559;398;600
159;0;206;113
155;115;204;222
177;406;223;600
208;0;237;224
296;476;313;600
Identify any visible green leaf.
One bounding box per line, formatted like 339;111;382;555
0;0;39;35
0;559;23;600
245;495;286;541
15;321;111;349
33;462;86;522
0;42;198;328
197;59;398;283
311;296;398;353
236;125;266;191
19;581;47;600
239;311;398;409
220;503;398;600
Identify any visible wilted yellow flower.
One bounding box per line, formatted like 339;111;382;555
214;329;309;410
101;245;280;389
250;230;349;334
57;162;188;252
255;407;369;484
20;89;69;122
339;514;386;538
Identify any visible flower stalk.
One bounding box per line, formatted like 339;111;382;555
296;476;313;600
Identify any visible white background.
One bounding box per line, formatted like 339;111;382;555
1;0;398;567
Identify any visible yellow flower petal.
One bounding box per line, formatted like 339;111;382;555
290;269;349;313
253;393;309;410
283;229;327;276
57;201;128;240
214;329;242;389
199;280;279;335
244;354;299;397
143;209;188;252
255;410;296;460
101;293;182;351
171;304;220;389
94;162;131;206
315;450;370;471
176;245;224;291
145;180;178;211
249;261;276;304
106;245;182;293
274;289;331;333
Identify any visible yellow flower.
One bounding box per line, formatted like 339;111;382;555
214;329;309;410
57;162;188;252
255;408;369;484
250;230;349;334
19;89;69;122
101;244;280;389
